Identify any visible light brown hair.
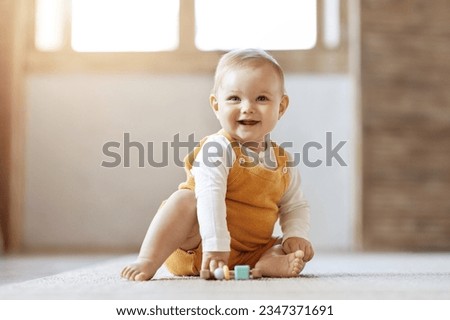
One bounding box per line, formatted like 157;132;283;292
212;48;286;95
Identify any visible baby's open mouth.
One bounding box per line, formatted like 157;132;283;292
237;120;260;125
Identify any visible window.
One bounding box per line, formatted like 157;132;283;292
323;0;341;49
195;0;317;51
35;0;179;52
35;0;65;51
36;0;319;52
72;0;179;52
29;0;348;73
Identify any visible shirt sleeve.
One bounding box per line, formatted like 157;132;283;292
190;135;234;252
278;155;311;243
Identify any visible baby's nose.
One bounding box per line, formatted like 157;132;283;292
241;101;255;113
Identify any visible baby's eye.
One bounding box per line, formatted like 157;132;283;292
256;96;269;101
227;96;240;102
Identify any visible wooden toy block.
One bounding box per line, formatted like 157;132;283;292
200;265;262;280
234;265;250;280
200;269;212;280
223;265;230;280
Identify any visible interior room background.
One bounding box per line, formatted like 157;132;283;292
1;0;449;254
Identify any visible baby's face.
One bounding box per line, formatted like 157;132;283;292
210;63;288;149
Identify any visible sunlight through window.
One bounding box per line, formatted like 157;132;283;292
323;0;341;49
71;0;179;52
35;0;65;51
195;0;317;51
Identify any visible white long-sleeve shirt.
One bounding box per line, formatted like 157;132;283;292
191;134;310;252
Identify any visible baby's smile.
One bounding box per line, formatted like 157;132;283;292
237;119;260;126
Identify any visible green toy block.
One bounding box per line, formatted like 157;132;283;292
234;265;250;280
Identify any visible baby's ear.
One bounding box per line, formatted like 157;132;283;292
278;95;289;119
210;94;219;112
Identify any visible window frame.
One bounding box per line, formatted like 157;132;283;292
26;0;349;74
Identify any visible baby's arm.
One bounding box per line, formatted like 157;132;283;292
191;135;233;271
279;163;314;262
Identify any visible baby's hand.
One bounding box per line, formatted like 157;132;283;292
283;237;314;262
201;251;230;272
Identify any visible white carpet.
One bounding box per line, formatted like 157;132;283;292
1;252;449;300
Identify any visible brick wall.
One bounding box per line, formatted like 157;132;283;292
361;0;450;250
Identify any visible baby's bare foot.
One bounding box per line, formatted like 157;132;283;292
121;258;158;281
256;250;305;278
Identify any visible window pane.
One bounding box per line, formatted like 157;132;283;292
35;0;65;51
195;0;317;51
323;0;340;49
71;0;179;52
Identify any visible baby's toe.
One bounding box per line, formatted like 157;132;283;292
135;272;150;281
294;250;304;259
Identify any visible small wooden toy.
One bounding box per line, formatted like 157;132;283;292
200;265;262;280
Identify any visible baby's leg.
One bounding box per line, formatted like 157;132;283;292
255;245;305;278
121;189;200;281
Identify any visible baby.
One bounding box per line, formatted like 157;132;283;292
122;48;314;281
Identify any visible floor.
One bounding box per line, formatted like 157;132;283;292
0;253;116;285
1;251;450;300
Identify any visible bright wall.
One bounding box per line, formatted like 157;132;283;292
23;73;355;251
